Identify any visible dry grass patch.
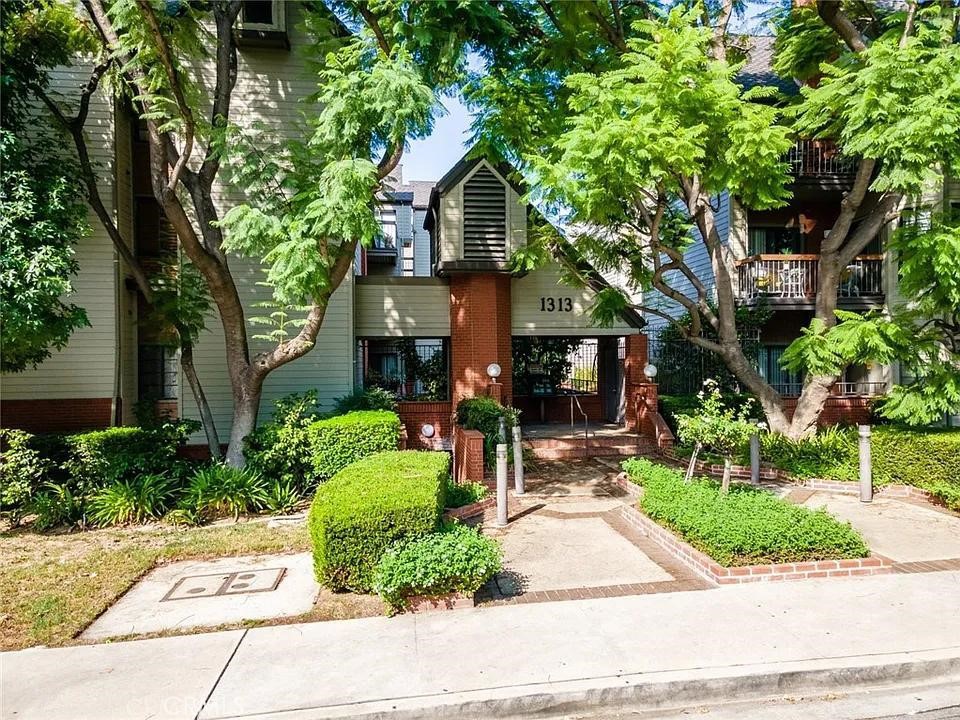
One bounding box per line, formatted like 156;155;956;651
0;520;312;650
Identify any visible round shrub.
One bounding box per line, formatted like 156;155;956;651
373;523;502;611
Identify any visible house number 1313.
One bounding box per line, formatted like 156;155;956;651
540;297;573;312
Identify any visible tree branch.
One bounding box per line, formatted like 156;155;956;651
817;1;868;53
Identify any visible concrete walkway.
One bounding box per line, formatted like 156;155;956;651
4;571;960;720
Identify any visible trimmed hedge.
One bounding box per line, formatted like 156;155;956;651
754;426;960;509
308;450;448;592
308;410;401;483
623;458;869;566
373;523;502;611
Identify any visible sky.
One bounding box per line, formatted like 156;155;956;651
399;2;775;183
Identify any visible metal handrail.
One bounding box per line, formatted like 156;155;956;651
570;393;589;454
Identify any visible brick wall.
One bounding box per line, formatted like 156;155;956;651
0;398;114;433
453;425;485;483
782;396;872;426
397;401;452;450
513;394;603;424
449;273;513;405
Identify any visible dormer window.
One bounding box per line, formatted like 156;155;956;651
237;1;288;49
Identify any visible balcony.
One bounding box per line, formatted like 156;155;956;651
366;235;398;266
736;254;885;309
788;139;858;189
771;380;887;398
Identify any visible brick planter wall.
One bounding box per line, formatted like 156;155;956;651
610;475;892;584
397;401;452;450
615;502;892;585
443;497;495;522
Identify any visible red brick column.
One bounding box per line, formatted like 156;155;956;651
623;334;649;386
453;426;485;483
449;273;513;406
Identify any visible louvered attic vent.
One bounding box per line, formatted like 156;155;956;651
462;166;507;261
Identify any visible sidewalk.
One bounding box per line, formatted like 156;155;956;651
3;571;960;720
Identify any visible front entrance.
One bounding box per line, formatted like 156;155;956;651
601;338;625;424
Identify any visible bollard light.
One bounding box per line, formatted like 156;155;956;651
495;443;509;527
858;424;873;503
512;424;525;495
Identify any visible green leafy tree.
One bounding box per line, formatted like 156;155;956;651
0;0;92;372
29;0;503;465
676;380;758;493
470;1;960;438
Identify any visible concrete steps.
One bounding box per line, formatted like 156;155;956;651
523;434;654;459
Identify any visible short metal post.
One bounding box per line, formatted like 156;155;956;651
498;416;507;444
858;424;873;503
512;424;525;495
749;419;760;485
496;443;509;526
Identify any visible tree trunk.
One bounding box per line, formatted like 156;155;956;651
721;457;732;494
225;372;263;467
685;443;701;483
179;337;221;460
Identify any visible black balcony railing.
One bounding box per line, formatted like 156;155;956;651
788;139;858;179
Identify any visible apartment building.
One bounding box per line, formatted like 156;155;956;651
0;2;656;451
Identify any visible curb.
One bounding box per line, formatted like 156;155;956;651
202;647;960;719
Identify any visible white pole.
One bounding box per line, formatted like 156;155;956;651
749;418;760;485
496;443;509;526
512;424;525;495
858;424;873;503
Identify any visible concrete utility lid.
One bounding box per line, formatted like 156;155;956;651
82;553;318;641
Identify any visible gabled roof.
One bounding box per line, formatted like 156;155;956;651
405;180;435;209
736;35;799;96
424;146;645;329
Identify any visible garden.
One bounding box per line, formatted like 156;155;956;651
659;388;960;511
0;390;503;649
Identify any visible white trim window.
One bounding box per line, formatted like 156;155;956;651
240;0;285;32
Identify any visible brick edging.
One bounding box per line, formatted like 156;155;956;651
444;497;495;521
615;502;892;585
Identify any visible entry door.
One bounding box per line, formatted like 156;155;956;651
603;341;625;424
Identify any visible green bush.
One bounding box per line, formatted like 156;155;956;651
455;396;520;461
28;483;85;531
623;458;869;566
373;523;502;611
63;422;193;495
181;464;269;522
445;479;488;508
263;478;302;515
308;410;401;483
333;386;398;414
244;391;321;491
308;450;448;592
87;474;177;527
0;429;52;518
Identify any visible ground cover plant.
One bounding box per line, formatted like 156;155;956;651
623;458;869;566
373;522;501;611
308;450;448;592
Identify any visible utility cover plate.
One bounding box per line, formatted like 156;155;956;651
161;568;286;601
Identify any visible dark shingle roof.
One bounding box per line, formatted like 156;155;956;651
404;181;436;209
736;35;799;96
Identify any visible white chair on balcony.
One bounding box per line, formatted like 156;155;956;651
841;265;861;297
779;267;806;299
